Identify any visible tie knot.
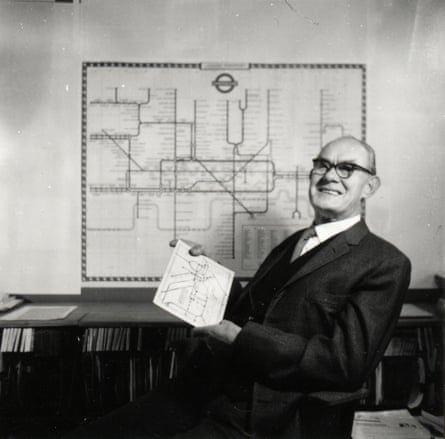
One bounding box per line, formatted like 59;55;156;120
290;226;318;262
302;226;317;241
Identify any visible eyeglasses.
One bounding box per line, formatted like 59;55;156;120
311;158;376;179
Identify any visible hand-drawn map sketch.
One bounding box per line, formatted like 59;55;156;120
82;62;365;282
153;240;234;326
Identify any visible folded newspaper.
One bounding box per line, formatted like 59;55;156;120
352;409;433;439
153;240;234;327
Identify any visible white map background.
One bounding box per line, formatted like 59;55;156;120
82;63;365;282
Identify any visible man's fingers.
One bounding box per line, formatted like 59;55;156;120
189;244;205;256
169;239;206;256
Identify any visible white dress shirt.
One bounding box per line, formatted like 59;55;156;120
300;215;361;257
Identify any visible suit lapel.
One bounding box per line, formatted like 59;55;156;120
246;231;302;295
282;220;370;288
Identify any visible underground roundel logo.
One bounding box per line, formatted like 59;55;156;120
212;73;238;93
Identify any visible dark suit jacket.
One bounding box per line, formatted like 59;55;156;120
180;221;411;438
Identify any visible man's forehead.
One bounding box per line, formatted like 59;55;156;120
318;139;369;163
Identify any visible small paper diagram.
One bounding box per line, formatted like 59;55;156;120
153;240;234;327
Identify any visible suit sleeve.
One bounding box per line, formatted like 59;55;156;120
231;252;411;392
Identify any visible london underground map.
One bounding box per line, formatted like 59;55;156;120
153;240;234;327
81;62;365;282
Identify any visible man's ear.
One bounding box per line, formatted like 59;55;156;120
362;175;381;200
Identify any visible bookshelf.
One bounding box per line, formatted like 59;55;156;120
0;290;189;437
367;324;443;413
0;288;443;437
360;287;444;439
353;286;444;438
81;326;189;417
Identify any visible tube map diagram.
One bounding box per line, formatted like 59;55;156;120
153;239;234;327
82;62;365;282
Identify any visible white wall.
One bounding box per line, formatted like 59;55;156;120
0;0;443;291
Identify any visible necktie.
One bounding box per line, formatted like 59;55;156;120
290;227;317;262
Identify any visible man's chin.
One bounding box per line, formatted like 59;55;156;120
311;199;341;212
312;204;342;221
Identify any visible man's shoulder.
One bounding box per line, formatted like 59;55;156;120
359;228;411;265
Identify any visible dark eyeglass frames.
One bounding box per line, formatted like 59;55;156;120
311;158;376;179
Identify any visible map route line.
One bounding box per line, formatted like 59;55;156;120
138;199;215;232
226;97;246;146
173;87;178;241
195;158;253;214
101;129;144;171
232;142;273;175
87;203;138;232
226;90;272;154
167;156;275;193
91;87;151;106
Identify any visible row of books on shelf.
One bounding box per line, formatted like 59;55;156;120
384;331;418;356
1;325;442;418
384;326;439;359
83;327;132;352
0;327;75;354
0;328;34;352
0;327;190;354
0;327;191;415
81;328;189;412
82;327;190;352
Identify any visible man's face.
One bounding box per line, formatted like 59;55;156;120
309;139;377;223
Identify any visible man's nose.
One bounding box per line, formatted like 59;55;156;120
323;166;340;180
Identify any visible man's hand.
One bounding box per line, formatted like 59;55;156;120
169;239;206;257
193;320;241;345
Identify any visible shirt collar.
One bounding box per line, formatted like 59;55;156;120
314;215;361;243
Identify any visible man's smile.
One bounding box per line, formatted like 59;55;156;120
317;186;343;195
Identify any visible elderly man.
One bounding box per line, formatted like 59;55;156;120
70;135;411;438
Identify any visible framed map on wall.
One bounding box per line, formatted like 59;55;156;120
82;62;366;283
